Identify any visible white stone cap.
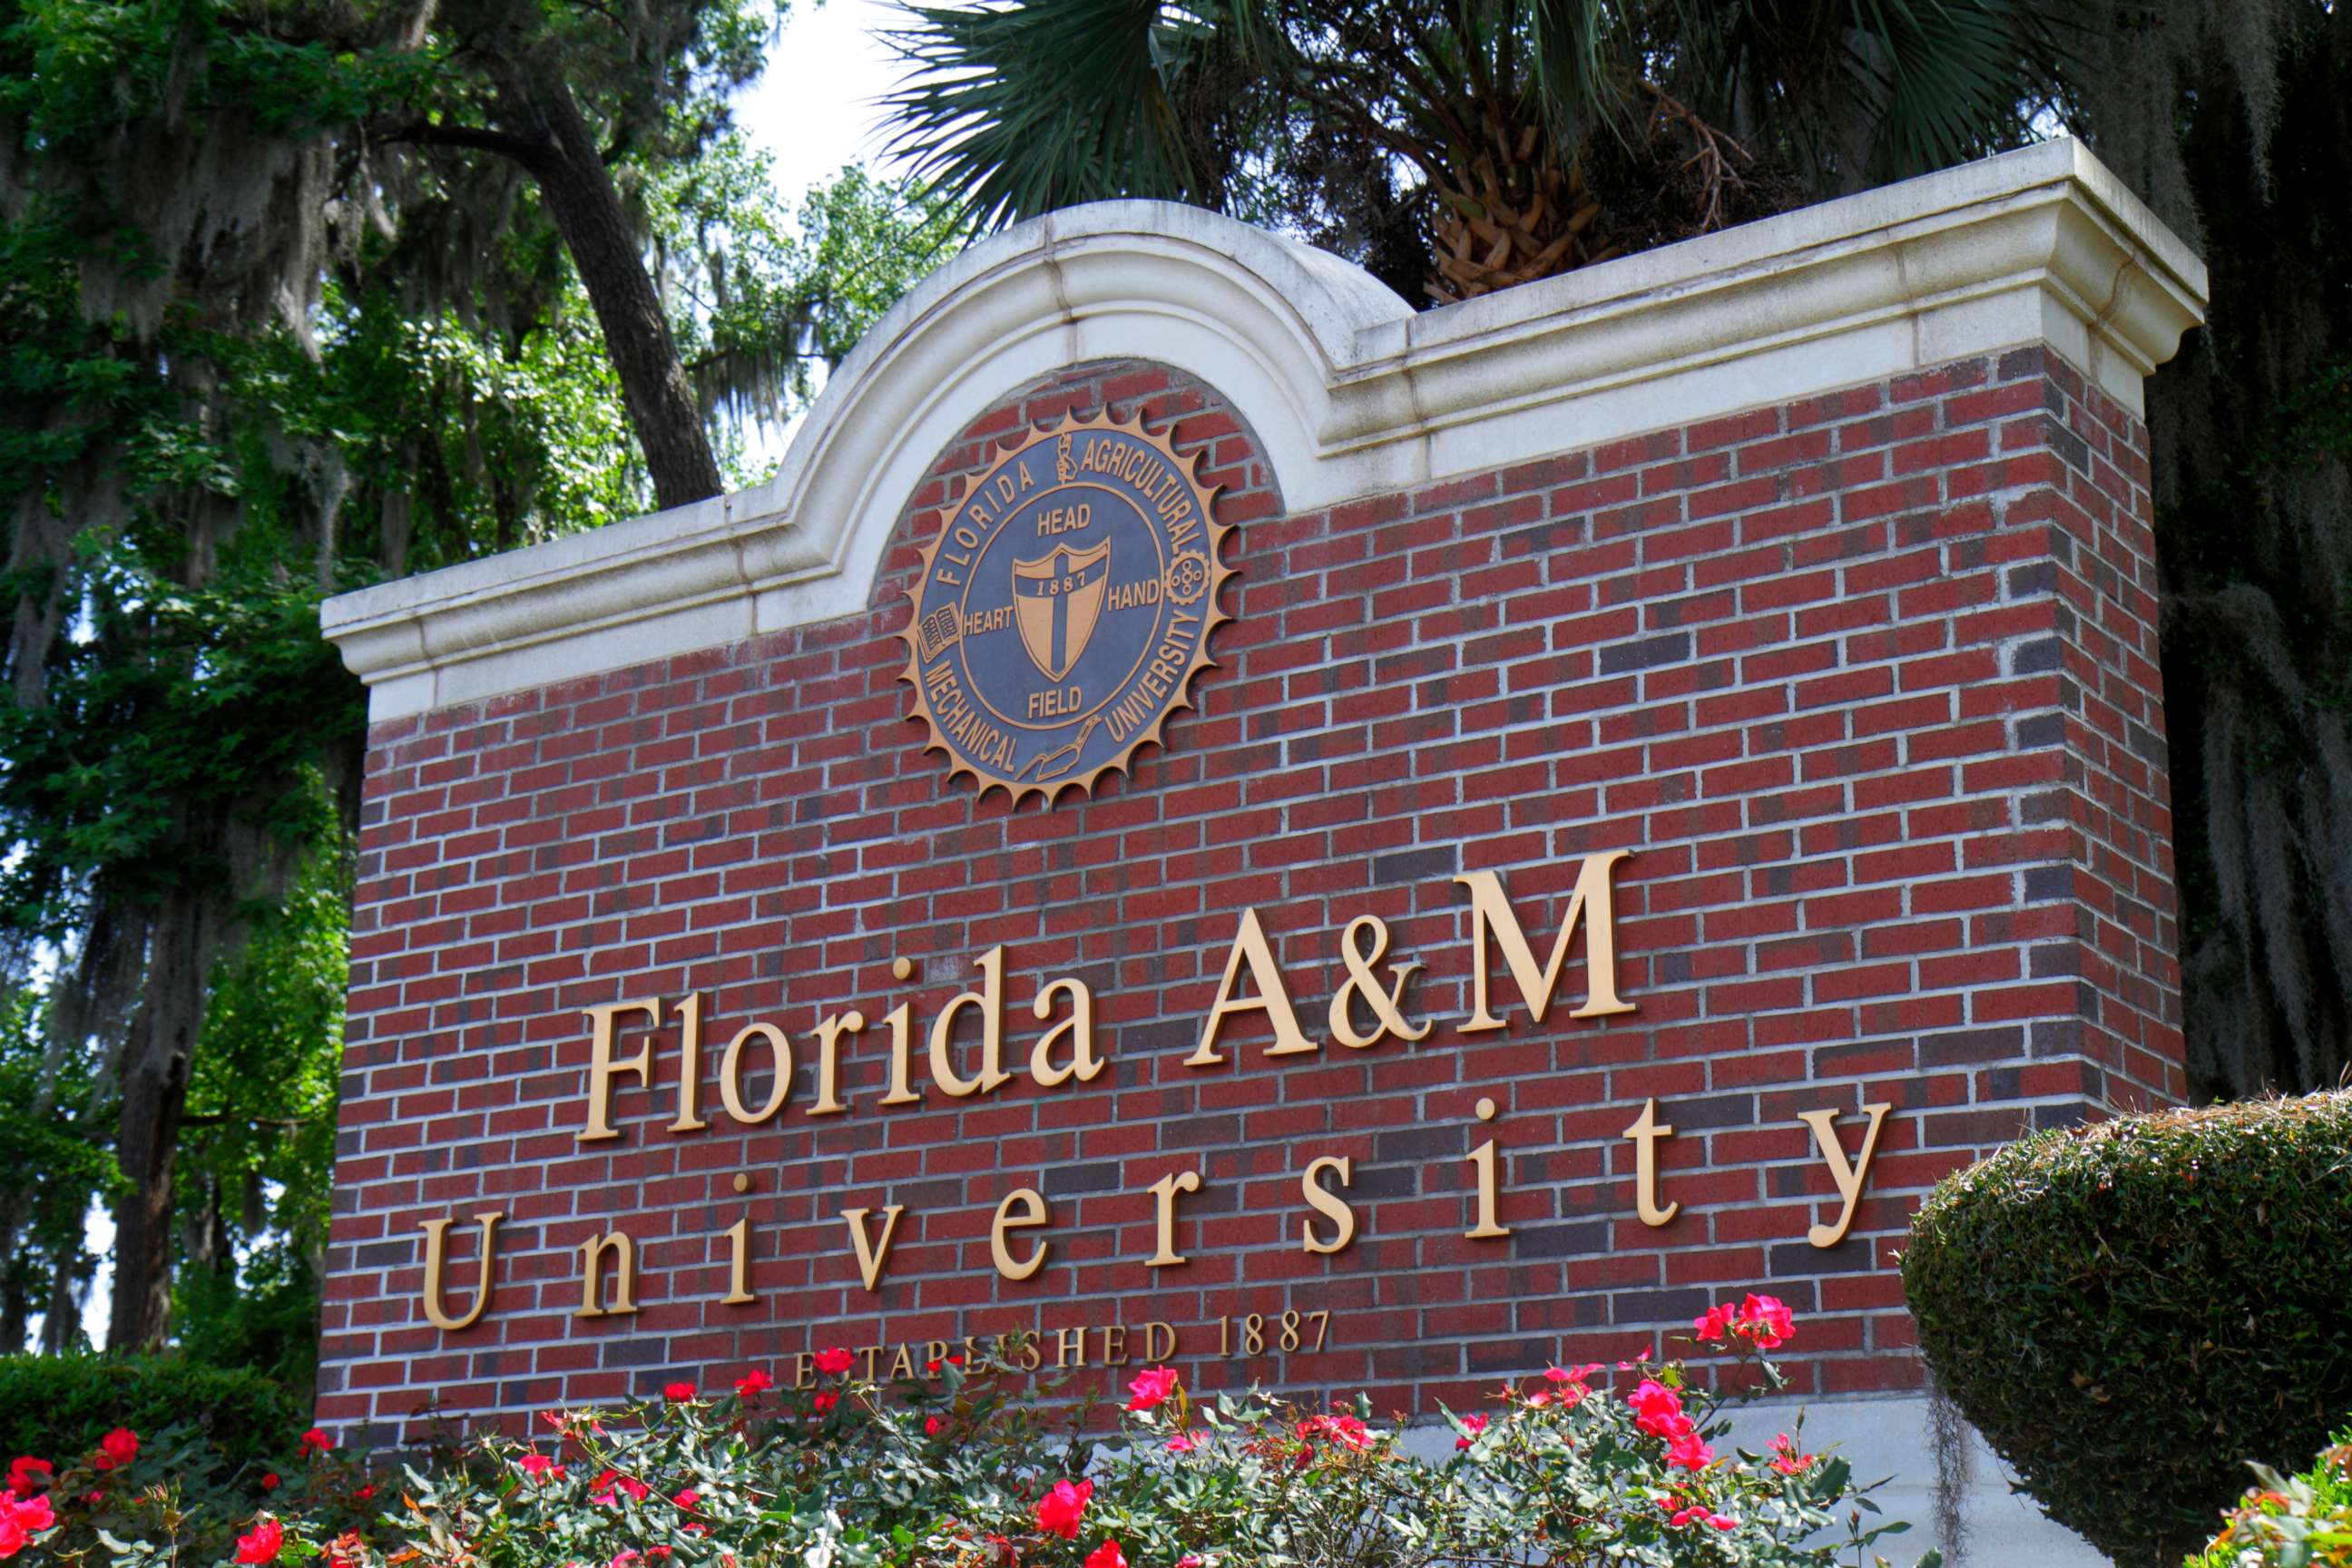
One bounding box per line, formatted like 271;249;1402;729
322;137;2207;724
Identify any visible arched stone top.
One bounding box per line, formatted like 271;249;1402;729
325;139;2207;721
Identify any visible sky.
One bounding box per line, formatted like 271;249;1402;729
737;0;916;202
38;0;917;1356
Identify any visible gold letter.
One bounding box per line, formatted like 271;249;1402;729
1142;1321;1177;1360
577;1230;639;1318
1031;977;1102;1087
670;993;709;1132
418;1211;502;1331
879;1001;921;1106
1455;854;1637;1033
1147;1170;1203;1266
723;1216;755;1305
930;946;1012;1097
1466;1134;1512;1240
808;1011;863;1116
1622;1098;1681;1227
990;1188;1051;1280
1797;1102;1892;1248
1327;916;1428;1049
1184;908;1318;1066
844;1204;906;1290
720;1022;792;1125
1299;1155;1357;1255
579;997;662;1142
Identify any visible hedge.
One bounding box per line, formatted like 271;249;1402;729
1902;1091;2352;1567
0;1353;304;1473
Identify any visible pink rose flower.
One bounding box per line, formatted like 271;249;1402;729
1035;1478;1093;1539
1123;1366;1180;1412
233;1517;284;1564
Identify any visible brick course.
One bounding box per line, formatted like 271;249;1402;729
319;347;2181;1440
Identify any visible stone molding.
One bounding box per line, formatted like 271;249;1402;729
321;138;2206;722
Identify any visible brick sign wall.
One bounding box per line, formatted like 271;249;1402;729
319;339;2182;1442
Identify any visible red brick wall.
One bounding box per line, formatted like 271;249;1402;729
319;348;2182;1442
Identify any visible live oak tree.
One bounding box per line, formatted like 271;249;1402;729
0;0;963;1357
885;0;2352;1098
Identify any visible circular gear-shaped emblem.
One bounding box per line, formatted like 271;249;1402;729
900;410;1235;804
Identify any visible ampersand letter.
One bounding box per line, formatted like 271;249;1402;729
1327;915;1431;1049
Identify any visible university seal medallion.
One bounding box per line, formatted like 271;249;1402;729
900;410;1234;802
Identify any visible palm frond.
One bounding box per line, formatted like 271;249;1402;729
1524;0;1629;142
882;0;1221;230
1843;0;2059;176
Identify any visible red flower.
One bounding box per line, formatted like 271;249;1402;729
1296;1413;1373;1451
1123;1366;1180;1412
1166;1431;1202;1453
0;1493;54;1558
672;1487;700;1509
1083;1542;1128;1568
1666;1502;1737;1530
1454;1414;1489;1451
299;1428;334;1458
234;1516;285;1564
1665;1431;1715;1471
1692;1304;1734;1343
812;1390;839;1413
1737;1294;1795;1350
924;1416;944;1436
734;1371;773;1399
1626;1380;1693;1441
662;1382;697;1403
1034;1478;1093;1539
5;1459;46;1497
352;1484;376;1502
1769;1433;1816;1475
92;1429;138;1472
812;1347;854;1376
260;1473;280;1491
518;1454;564;1483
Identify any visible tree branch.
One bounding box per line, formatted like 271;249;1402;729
179;1112;309;1129
375;119;554;171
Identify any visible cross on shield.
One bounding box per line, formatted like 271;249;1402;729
1011;541;1112;681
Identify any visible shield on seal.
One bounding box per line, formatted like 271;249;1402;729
1011;540;1112;681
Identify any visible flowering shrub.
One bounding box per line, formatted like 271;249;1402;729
1904;1093;2352;1566
2187;1435;2352;1568
7;1298;1939;1567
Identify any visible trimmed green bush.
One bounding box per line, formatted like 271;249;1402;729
0;1354;304;1473
1903;1092;2352;1567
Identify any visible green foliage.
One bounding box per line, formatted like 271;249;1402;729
2186;1433;2352;1568
1902;1092;2352;1567
881;0;2058;298
657;148;969;455
0;1354;304;1474
2143;0;2352;1098
0;0;950;1361
15;1334;1940;1568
